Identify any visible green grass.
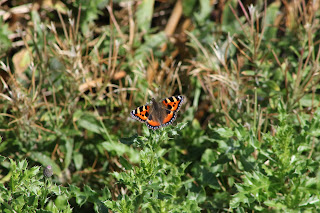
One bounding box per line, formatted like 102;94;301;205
0;0;320;212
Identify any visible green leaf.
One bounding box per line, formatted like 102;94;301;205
194;0;211;23
73;152;83;170
69;185;85;205
300;94;320;107
222;0;241;33
263;200;287;209
299;195;320;207
119;156;133;170
0;155;6;163
119;134;138;145
182;0;197;17
100;141;140;163
201;149;218;165
266;80;280;91
55;195;69;209
241;70;256;76
215;127;234;138
30;152;61;175
64;139;73;169
27;166;41;177
77;114;104;134
0;18;12;54
187;186;206;203
136;0;154;32
158;192;173;200
264;1;281;39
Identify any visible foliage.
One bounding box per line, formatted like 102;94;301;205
230;103;320;211
0;0;320;212
0;18;11;55
0;157;72;212
105;123;202;212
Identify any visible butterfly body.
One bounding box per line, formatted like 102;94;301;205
131;95;184;130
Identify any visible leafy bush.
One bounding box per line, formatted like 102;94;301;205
105;123;202;212
231;103;320;211
0;157;72;212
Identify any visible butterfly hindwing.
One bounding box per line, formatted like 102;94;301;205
145;114;162;129
161;110;176;127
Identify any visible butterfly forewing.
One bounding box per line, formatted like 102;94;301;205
130;105;150;122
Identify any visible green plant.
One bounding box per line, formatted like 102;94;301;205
1;0;320;212
105;123;202;212
0;157;72;212
0;18;11;56
230;103;320;211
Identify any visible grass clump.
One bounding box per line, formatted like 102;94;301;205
0;0;320;212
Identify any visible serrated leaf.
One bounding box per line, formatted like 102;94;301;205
27;166;40;177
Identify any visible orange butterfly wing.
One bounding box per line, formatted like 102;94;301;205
146;115;162;129
161;95;184;126
130;105;150;122
162;96;184;112
131;95;184;130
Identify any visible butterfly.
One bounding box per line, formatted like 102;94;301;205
130;95;185;130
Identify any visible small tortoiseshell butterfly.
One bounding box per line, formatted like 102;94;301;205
130;95;185;130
